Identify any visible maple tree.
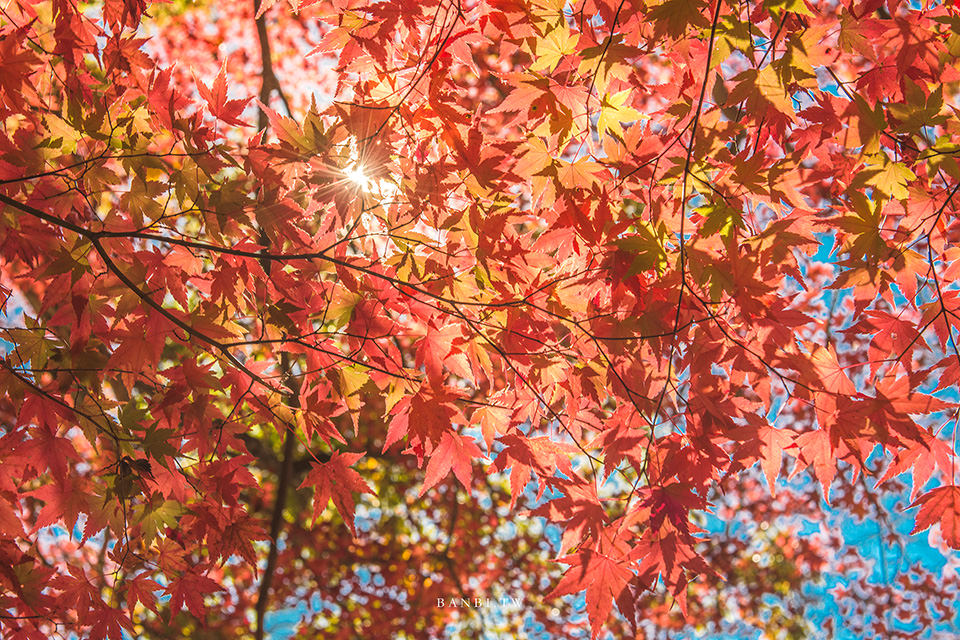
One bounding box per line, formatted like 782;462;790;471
3;0;960;636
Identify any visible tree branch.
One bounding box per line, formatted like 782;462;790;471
253;0;292;130
254;352;300;640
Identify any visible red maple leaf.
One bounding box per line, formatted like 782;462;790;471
164;570;222;619
549;549;634;639
299;450;374;536
419;430;484;496
87;605;134;640
910;485;960;550
196;65;250;127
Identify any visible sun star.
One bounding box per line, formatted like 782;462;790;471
345;164;370;191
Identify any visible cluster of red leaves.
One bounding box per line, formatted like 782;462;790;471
2;0;960;637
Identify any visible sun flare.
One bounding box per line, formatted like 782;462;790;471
344;164;370;191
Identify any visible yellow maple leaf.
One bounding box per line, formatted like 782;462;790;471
867;156;917;201
513;136;554;178
530;24;578;73
756;64;795;119
596;90;644;140
530;0;566;19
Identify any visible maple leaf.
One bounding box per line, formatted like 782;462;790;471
887;82;946;135
635;529;712;617
910;485;960;550
488;73;553;121
419;431;484;496
646;0;709;39
734;424;795;494
556;156;604;189
530;23;578;73
196;66;250;127
586;421;646;480
864;310;921;375
833;191;887;262
578;35;638;95
307;11;365;55
124;573;160;615
165;570;222;619
697;199;744;239
383;386;464;452
454;122;515;190
755;64;796;119
862;153;916;201
137;499;183;546
810;344;857;396
55;567;100;622
20;423;79;482
533;477;608;555
87;606;134;640
299;450;374;536
511;135;555;179
471;403;512;450
0;498;24;538
878;431;955;501
792;429;838;502
494;433;578;505
549;549;634;639
147;66;190;130
29;480;93;534
642;483;708;536
596;90;644;140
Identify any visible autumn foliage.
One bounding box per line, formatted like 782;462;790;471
3;0;960;637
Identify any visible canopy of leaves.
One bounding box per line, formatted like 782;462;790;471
2;0;960;637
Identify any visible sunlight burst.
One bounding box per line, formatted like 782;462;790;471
344;164;371;191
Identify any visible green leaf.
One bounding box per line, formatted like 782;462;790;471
138;498;184;545
698;200;743;239
142;425;180;464
614;220;668;274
